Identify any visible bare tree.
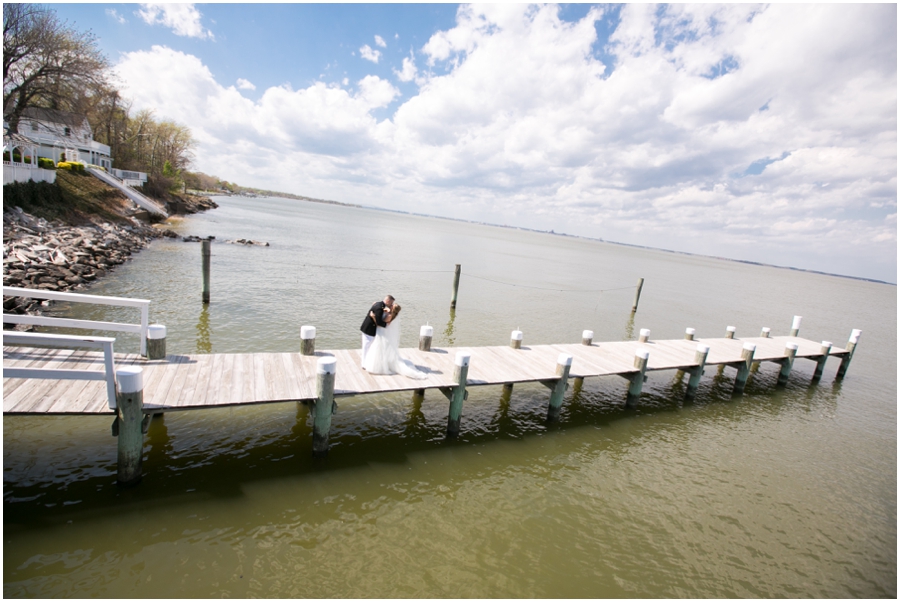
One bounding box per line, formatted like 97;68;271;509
3;3;109;133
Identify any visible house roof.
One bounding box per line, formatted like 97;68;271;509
19;107;88;128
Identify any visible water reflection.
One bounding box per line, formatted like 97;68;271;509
442;307;456;346
196;305;211;353
623;311;635;341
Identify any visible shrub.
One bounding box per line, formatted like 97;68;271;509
38;157;55;169
57;161;85;172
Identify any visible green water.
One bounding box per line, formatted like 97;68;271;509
3;197;896;597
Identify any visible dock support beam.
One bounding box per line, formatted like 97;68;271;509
733;343;756;395
836;330;861;379
790;316;802;337
201;239;211;304
419;325;433;351
777;343;798;387
300;325;316;356
147;324;167;360
450;264;461;309
544;354;573;421
685;344;709;401
631;277;644;313
312;357;336;457
812;341;833;382
626;349;649;408
114;367;145;486
442;352;470;437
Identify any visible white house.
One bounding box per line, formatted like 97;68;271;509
16;107;113;169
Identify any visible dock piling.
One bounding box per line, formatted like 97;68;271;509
444;352;470;437
812;341;832;382
639;328;650;343
777;343;798;386
626;349;649;408
510;329;523;349
685;344;710;401
311;357;336;457
419;325;433;351
631;277;644;313
790;316;802;337
836;329;861;379
147;324;167;360
450;264;461;309
300;326;316;356
733;343;756;395
201;239;211;304
760;327;771;338
726;326;736;339
684;328;695;341
582;330;593;346
546;353;573;421
114;366;144;485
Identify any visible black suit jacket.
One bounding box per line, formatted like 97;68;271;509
360;301;387;337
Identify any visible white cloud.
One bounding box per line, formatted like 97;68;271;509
138;3;213;39
374;35;386;48
106;9;126;24
113;4;897;281
359;44;381;63
236;78;256;91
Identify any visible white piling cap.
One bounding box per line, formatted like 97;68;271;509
761;327;771;335
822;341;832;348
300;325;316;339
116;366;143;394
511;330;523;341
786;343;798;351
420;325;434;337
849;329;862;344
792;316;802;330
316;356;336;374
455;351;471;367
742;342;756;352
640;328;651;337
636;348;650;360
697;344;710;354
582;330;593;339
557;353;573;367
147;324;166;339
726;326;736;333
685;327;695;335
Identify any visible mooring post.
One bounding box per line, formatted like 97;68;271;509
684;328;695;341
725;326;736;339
836;329;861;379
445;351;470;437
146;324;167;360
419;325;433;351
638;328;650;343
733;343;756;395
201;239;211;304
760;327;771;338
685;344;710;401
626;349;649;408
510;329;523;349
574;330;592;387
311;356;336;457
114;366;145;486
546;353;573;421
300;325;316;356
450;264;461;309
812;341;833;382
777;343;799;386
790;316;802;337
631;277;644;313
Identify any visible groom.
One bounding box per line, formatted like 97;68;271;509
360;294;394;368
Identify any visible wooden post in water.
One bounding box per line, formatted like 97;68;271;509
443;352;470;437
836;329;861;379
760;327;771;338
574;330;592;387
812;341;833;382
684;328;695;341
300;326;316;356
201;239;211;304
790;316;802;337
733;343;756;395
450;264;461;309
685;344;709;401
631;277;644;313
312;357;336;457
545;353;573;421
114;366;145;485
777;343;798;386
147;324;167;360
419;325;433;351
639;328;650;343
510;329;523;349
725;326;736;339
626;349;649;408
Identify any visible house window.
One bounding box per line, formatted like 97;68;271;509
64;127;70;137
30;123;38;131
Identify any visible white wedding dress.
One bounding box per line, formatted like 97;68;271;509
363;317;428;379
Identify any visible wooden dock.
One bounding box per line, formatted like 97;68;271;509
4;334;848;416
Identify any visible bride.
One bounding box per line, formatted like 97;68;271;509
362;304;427;379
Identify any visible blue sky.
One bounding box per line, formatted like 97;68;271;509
46;4;897;282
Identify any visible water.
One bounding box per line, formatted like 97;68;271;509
4;196;896;597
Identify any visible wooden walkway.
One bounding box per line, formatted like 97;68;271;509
3;335;847;415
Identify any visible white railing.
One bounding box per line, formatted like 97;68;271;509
86;167;168;217
3;164;56;185
2;286;151;356
3;331;118;409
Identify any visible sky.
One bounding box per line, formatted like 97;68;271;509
50;3;897;283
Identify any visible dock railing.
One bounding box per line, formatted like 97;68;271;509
2;286;151;356
2;331;118;409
